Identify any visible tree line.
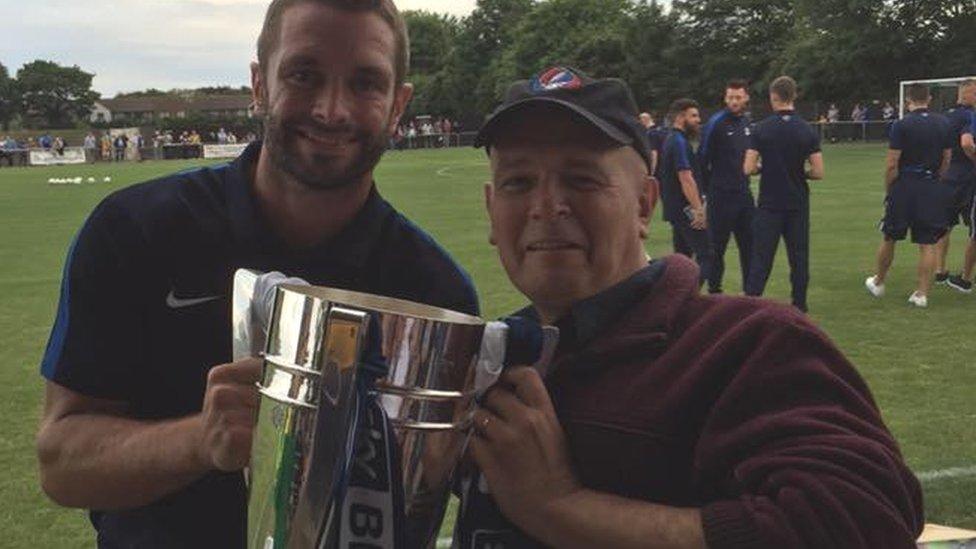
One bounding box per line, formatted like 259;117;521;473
3;0;974;131
404;0;976;126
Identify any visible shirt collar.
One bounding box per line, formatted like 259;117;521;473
223;140;391;272
513;260;666;350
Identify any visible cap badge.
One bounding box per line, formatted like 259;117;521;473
531;67;583;93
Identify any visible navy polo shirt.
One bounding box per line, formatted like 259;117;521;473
659;128;703;223
39;141;479;548
749;110;821;211
944;104;975;181
699;109;752;195
890;109;953;175
646;127;667;175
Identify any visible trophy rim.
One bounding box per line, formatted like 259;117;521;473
278;283;484;325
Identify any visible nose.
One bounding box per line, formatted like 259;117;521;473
528;177;571;220
311;80;351;126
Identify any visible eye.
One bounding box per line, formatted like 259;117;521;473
566;174;601;190
352;75;386;95
286;69;315;87
497;176;533;192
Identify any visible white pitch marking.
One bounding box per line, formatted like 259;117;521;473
917;465;976;482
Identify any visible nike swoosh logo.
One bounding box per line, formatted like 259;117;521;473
166;290;222;309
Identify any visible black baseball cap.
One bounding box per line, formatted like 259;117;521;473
475;66;653;172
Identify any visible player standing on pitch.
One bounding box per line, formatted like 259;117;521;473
743;76;824;312
937;79;976;292
865;83;953;307
659;99;715;286
946;110;976;292
698;79;755;294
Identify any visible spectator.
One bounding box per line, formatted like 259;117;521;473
131;133;145;162
54;136;66;156
883;101;896;120
827;103;840;123
39;133;53;149
100;133;112;161
1;135;17;167
113;133;128;162
84;132;97;163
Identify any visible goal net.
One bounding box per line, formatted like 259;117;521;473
899;76;976;118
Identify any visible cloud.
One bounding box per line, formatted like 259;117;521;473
0;0;476;95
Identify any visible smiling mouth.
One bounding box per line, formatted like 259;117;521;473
526;240;583;252
296;129;354;149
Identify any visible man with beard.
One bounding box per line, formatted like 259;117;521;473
743;76;824;312
35;1;478;547
698;80;755;294
658;98;714;286
452;66;922;549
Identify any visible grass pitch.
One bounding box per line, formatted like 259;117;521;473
1;144;974;546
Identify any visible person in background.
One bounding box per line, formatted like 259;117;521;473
865;84;953;307
743;76;824;313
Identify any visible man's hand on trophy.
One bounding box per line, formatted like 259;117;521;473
196;357;262;472
469;367;581;537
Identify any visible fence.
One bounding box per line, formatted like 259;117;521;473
813;120;894;143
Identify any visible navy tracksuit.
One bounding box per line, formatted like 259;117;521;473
659;128;715;285
699;109;755;293
881;108;954;245
942;104;975;228
744;110;821;311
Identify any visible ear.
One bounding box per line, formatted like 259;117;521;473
250;62;265;116
484;181;498;246
637;174;657;240
388;83;414;135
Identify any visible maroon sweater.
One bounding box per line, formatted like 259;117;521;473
545;254;923;548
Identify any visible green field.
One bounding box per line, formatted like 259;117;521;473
1;144;974;546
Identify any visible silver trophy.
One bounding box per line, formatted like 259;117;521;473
233;270;555;549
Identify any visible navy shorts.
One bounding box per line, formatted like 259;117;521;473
880;174;953;245
943;176;975;227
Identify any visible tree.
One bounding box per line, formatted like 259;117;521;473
403;10;460;116
432;0;534;122
16;60;100;128
0;62;18;131
669;0;795;106
505;0;633;81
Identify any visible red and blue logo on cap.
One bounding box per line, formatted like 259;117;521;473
531;67;583;93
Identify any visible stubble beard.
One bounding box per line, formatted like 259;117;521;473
262;110;390;190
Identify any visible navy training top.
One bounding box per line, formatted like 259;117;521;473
39;141;479;548
749;110;821;211
889;109;953;176
698;109;752;195
658;128;703;223
944;104;975;181
646;127;667;177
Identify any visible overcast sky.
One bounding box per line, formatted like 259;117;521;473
0;0;478;97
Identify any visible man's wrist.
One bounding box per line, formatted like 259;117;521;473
533;488;589;546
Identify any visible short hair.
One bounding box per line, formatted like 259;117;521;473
769;76;797;103
669;98;699;116
906;84;931;103
257;0;410;88
726;79;749;92
960;79;976;91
